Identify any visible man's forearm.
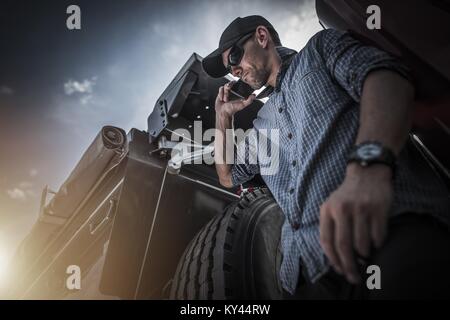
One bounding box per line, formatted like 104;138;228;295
356;70;414;153
321;69;415;280
215;112;234;188
213;82;255;188
350;70;415;178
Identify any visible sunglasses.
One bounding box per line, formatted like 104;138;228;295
226;33;254;72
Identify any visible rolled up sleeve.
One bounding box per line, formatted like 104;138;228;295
230;129;260;186
316;29;412;102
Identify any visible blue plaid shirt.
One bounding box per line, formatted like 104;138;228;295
230;29;450;294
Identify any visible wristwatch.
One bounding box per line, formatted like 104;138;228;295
347;141;397;175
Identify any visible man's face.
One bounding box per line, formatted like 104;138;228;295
221;33;271;90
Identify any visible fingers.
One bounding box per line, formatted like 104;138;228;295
223;81;235;103
335;211;360;284
217;86;225;102
216;82;254;115
370;207;387;249
319;176;393;286
319;204;342;275
229;94;256;113
241;93;256;108
353;210;370;258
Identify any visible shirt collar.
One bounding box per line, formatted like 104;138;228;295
274;46;298;92
255;46;297;99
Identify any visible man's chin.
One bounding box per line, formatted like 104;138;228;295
248;81;264;90
242;80;258;90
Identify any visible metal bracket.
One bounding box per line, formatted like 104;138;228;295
38;185;67;225
155;136;214;174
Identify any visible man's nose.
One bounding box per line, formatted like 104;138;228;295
230;66;242;78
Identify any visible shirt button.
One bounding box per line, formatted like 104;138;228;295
289;188;295;194
287;133;293;139
292;160;297;167
278;107;283;113
292;222;300;230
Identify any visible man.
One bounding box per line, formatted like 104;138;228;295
202;15;450;299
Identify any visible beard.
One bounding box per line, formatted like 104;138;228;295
246;67;270;90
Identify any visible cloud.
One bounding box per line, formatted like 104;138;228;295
18;181;33;189
63;77;97;107
162;43;183;60
80;94;93;105
5;180;37;202
29;169;38;177
64;77;97;95
0;86;14;95
6;188;27;201
25;189;37;198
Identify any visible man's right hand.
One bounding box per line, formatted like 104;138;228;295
214;81;255;188
215;81;256;117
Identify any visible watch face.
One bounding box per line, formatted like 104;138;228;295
356;143;382;161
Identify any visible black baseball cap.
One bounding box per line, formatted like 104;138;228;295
202;15;277;78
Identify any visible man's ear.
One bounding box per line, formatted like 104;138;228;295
255;26;270;49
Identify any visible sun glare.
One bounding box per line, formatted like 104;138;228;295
0;248;11;289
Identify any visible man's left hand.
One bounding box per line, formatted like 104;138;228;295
319;163;393;284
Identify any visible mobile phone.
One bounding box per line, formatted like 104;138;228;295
228;80;254;101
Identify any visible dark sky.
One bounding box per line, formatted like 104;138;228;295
0;0;321;265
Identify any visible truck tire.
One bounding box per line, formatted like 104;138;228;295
170;188;285;300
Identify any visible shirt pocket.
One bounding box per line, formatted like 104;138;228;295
290;68;342;120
